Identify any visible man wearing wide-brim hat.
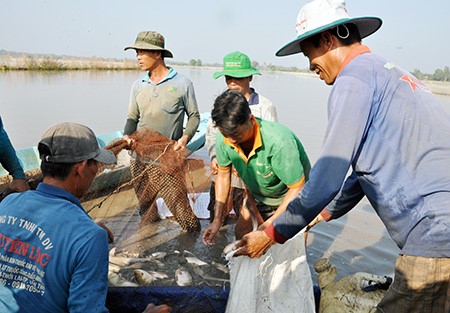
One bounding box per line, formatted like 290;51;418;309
121;30;201;232
233;0;450;312
205;51;278;227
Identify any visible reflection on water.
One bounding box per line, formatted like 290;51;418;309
2;69;450;281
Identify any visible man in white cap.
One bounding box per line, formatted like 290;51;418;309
122;31;201;232
234;0;450;311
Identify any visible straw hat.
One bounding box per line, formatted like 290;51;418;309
276;0;382;56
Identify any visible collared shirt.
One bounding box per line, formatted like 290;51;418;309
268;50;450;258
216;118;310;206
127;67;200;141
0;183;109;312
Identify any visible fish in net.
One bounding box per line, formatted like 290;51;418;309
97;127;211;233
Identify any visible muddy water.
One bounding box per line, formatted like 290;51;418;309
4;69;450;286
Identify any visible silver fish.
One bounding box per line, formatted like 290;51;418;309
185;256;208;266
151;251;167;259
175;266;193;286
108;272;139;287
189;263;229;284
211;261;229;274
222;240;240;256
108;263;121;273
134;269;169;285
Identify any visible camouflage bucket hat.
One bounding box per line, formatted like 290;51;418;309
124;31;173;58
213;51;261;79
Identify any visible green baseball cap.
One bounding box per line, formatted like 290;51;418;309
213;51;261;79
124;31;173;58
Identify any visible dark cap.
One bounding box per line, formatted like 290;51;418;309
38;122;116;164
124;31;173;58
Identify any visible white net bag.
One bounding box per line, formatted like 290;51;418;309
225;229;315;313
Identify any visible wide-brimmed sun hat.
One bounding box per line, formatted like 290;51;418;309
124;31;173;58
276;0;382;56
213;51;261;79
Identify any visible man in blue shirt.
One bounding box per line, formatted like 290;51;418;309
0;122;116;312
234;0;450;312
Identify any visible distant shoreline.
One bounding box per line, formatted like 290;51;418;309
288;72;450;96
1;54;449;96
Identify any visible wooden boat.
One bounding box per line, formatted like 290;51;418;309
0;112;210;198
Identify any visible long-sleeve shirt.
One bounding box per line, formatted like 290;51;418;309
0;116;25;179
266;50;450;258
126;67;200;141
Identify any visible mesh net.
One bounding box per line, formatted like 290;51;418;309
79;128;237;312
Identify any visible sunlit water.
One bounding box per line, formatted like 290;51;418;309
2;69;450;282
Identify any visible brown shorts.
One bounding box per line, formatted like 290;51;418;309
376;254;450;313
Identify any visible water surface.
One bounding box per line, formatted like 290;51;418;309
2;69;450;281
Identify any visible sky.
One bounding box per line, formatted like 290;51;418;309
1;0;449;73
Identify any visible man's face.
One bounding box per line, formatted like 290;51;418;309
300;40;338;85
225;76;252;94
135;49;160;71
76;160;99;198
219;115;255;146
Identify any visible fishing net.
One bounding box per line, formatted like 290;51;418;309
80;127;238;312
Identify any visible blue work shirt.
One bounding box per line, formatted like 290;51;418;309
271;52;450;258
0;183;109;312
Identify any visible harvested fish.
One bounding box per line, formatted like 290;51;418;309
185;256;208;266
134;269;169;285
189;263;229;284
211;261;229;274
151;251;167;259
108;272;139;287
223;240;242;261
108;263;121;273
183;250;195;257
222;189;258;260
175;266;193;286
109;255;156;267
109;247;117;257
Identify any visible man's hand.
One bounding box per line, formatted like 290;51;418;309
210;158;218;175
173;135;189;151
305;213;324;232
202;220;221;246
10;178;29;193
234;230;275;258
142;303;172;313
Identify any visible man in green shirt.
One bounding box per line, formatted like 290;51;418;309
202;91;310;244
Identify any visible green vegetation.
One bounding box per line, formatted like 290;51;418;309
412;66;450;82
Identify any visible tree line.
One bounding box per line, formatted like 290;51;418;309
412;67;450;82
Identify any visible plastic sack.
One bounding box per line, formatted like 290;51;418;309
225;229;315;313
